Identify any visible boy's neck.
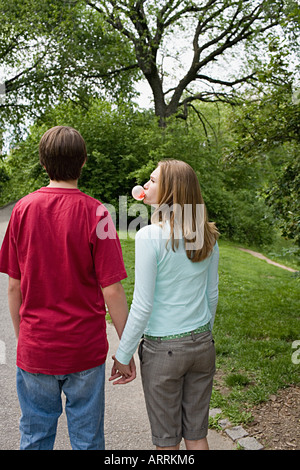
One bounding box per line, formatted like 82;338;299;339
47;179;78;189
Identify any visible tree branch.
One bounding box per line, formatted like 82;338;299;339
5;50;48;93
85;0;136;42
195;73;258;87
179;91;240;108
80;63;139;79
129;1;151;43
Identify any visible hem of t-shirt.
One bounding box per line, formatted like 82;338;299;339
16;357;106;375
0;266;21;280
143;317;212;337
100;270;127;288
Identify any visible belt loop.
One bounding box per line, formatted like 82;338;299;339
191;331;196;342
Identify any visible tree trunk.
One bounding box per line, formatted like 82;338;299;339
143;69;168;128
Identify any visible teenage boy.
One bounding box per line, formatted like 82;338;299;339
0;126;135;450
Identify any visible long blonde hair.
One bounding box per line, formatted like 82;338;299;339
151;160;219;262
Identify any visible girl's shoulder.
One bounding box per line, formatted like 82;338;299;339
136;223;163;241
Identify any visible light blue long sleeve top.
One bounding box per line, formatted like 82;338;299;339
116;222;219;365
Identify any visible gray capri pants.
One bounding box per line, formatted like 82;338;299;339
139;330;216;447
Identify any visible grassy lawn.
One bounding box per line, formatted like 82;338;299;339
118;235;300;425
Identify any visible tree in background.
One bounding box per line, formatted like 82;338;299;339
0;1;299;249
1;0;299;132
0;0;138;136
85;0;299;126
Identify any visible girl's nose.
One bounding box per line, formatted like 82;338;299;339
144;181;149;190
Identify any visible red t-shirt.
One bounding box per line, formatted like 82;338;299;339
0;187;127;374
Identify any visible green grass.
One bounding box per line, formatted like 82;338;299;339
118;235;300;425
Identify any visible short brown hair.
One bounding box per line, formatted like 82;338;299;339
39;126;87;181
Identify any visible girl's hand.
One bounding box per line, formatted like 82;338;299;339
109;355;136;385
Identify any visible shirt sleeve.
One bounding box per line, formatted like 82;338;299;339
0;209;21;279
91;204;127;288
115;226;157;365
206;241;219;329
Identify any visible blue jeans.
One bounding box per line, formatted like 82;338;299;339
16;364;105;450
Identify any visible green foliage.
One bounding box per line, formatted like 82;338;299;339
224;82;300;248
0;100;154;207
0;0;138;132
0;160;9;194
1;0;299;130
81;0;300;124
1;93;298;250
264;152;300;247
226;84;300;159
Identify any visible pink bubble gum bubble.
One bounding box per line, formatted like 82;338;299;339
132;185;145;200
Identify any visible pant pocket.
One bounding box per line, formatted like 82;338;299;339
138;339;144;362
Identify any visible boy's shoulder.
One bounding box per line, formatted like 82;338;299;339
12;190;41;213
14;188;103;209
76;190;102;206
10;189;104;226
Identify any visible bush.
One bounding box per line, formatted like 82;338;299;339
0;162;10;193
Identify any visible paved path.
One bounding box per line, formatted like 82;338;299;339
239;247;297;272
0;202;236;450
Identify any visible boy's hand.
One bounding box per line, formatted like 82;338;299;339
109;356;136;385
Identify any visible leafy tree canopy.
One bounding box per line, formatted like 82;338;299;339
0;0;139;133
0;0;299;131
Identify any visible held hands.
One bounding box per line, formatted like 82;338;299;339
109;355;136;385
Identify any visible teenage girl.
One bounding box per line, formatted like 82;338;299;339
111;159;219;450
